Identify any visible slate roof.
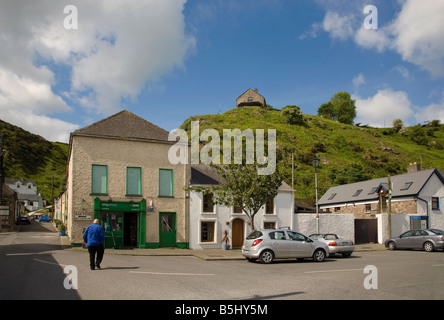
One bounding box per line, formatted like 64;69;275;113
318;168;444;206
72;110;169;142
190;164;294;192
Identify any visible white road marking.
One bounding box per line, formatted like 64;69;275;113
129;271;215;276
304;268;364;274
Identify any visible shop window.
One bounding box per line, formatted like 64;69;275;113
92;164;107;195
265;198;274;214
432;197;440;210
127;167;142;196
101;212;123;232
201;221;215;242
203;193;214;212
159;169;173;197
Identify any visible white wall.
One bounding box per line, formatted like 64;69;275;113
293;213;354;240
189;190;294;249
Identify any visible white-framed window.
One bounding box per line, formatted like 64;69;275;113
199;218;218;244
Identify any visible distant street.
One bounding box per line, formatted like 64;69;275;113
1;220;444;301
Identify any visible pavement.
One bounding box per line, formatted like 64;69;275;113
60;235;387;261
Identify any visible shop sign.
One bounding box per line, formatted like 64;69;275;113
75;212;92;220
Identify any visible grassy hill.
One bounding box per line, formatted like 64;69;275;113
0;119;68;206
180;107;444;202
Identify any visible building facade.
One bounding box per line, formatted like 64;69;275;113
65;110;190;249
189;164;294;249
318;164;444;243
236;88;267;108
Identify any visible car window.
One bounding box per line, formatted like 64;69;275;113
287;231;305;241
269;231;286;240
401;230;414;238
246;231;263;239
416;230;428;236
324;234;338;240
309;234;320;240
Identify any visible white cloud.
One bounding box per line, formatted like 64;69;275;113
353;89;414;127
415;100;444;125
308;0;444;77
352;73;366;88
0;0;195;142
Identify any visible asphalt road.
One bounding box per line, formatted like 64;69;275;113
1;220;444;301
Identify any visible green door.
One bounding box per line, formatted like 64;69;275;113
159;212;176;247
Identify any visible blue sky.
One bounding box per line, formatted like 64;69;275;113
1;0;443;142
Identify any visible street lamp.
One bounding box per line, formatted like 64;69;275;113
312;156;320;231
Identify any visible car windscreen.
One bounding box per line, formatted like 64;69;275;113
246;231;263;239
429;229;444;235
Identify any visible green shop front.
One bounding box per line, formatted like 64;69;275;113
94;198;147;249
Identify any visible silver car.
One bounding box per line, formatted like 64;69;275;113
242;229;329;263
385;229;444;252
309;233;355;257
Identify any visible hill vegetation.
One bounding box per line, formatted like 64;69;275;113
180;106;444;202
0;120;68;205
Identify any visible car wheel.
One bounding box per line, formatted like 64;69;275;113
424;241;435;252
313;249;326;262
259;250;274;264
387;241;396;250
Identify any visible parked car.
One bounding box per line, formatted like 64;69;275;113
39;214;50;222
385;229;444;252
19;215;31;225
242;229;329;264
309;233;355;257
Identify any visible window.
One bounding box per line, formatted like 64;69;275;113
203;193;214;212
334;207;341;213
269;231;286;240
92;164;107;194
365;204;372;213
233;197;242;213
368;187;377;195
432;197;440;210
265;198;274;214
126;167;141;196
201;221;215;242
159;169;173;197
353;189;363;197
263;222;276;229
328;193;337;200
401;182;413;191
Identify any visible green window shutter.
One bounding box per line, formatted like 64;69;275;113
92;165;107;194
159;169;173;197
127;167;142;196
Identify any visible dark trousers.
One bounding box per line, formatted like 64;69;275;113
88;244;104;269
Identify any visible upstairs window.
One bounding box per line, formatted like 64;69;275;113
126;167;142;196
265;198;274;214
203;193;214;213
432;197;440;210
328;193;337;200
159;169;173;197
353;189;363;197
92;164;107;194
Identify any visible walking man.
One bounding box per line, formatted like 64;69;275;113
83;219;105;270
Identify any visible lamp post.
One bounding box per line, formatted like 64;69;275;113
312;155;320;232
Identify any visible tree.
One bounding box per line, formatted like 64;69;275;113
392;119;403;132
317;92;356;125
187;162;284;231
282;105;304;124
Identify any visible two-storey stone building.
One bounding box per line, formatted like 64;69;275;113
65;110;190;249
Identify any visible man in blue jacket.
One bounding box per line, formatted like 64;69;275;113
83;219;105;270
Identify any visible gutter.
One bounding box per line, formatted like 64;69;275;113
417;196;429;216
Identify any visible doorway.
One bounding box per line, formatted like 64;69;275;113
355;219;377;244
232;218;244;248
124;212;138;247
159;212;176;247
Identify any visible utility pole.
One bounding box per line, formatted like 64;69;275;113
387;175;392;239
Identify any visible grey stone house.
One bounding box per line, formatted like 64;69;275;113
236;88;266;108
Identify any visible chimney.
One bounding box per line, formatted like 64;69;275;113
407;162;420;173
254;88;258;93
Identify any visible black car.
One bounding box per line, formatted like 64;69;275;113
20;215;31;225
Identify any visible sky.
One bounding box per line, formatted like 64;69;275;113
0;0;444;143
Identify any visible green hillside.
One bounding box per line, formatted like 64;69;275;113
180;107;444;202
0;119;68;206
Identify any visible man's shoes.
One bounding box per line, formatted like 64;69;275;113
90;266;95;270
96;264;101;269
